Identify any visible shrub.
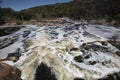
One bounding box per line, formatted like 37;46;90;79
16;20;23;25
0;17;5;25
114;14;120;23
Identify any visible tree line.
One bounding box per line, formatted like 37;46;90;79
0;0;120;25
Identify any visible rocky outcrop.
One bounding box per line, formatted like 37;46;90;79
35;63;57;80
0;62;21;80
98;72;120;80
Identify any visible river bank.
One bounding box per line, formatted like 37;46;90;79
1;18;120;28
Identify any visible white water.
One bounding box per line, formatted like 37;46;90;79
0;22;120;80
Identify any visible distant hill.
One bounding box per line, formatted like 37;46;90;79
21;0;120;20
0;7;16;25
0;0;120;25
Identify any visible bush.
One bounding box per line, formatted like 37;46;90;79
0;17;5;25
114;14;120;23
16;20;23;25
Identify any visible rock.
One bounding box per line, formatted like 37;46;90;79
84;55;90;59
116;51;120;56
108;40;120;50
101;41;108;46
89;61;97;65
0;27;21;37
116;38;120;43
34;63;57;80
98;72;120;80
74;78;85;80
70;48;79;51
6;48;22;62
0;62;21;80
74;55;83;62
82;43;109;52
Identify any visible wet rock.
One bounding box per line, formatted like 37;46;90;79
89;61;97;65
64;25;80;32
74;78;84;80
23;30;31;37
116;51;120;56
0;35;19;49
81;43;109;52
63;34;68;37
34;63;57;80
102;62;106;66
108;40;120;50
0;27;21;37
6;48;22;62
83;31;100;39
70;48;79;51
98;72;120;80
81;43;90;50
84;55;90;59
0;62;21;80
101;41;108;46
74;55;83;62
74;24;81;27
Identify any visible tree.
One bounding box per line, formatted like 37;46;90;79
0;16;5;25
114;14;120;23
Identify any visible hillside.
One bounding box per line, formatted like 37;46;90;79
21;0;120;21
0;0;120;25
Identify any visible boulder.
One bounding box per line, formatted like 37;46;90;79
0;62;21;80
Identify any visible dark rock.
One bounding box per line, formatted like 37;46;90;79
108;40;120;50
98;72;120;80
7;48;22;62
81;44;109;52
82;44;90;50
81;50;85;54
23;30;31;37
50;31;58;36
83;31;99;39
64;25;80;32
70;48;79;51
0;35;19;49
116;51;120;56
74;24;81;27
0;27;21;37
74;78;84;80
101;41;108;46
63;34;68;37
34;63;57;80
89;61;97;65
102;62;106;66
74;55;83;63
84;55;90;59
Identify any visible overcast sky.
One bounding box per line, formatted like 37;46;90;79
0;0;71;11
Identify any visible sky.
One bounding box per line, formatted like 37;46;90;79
0;0;71;11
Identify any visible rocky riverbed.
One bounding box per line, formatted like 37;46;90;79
0;19;120;80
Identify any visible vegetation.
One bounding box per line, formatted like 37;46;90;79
0;16;5;25
21;0;120;20
0;0;120;25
